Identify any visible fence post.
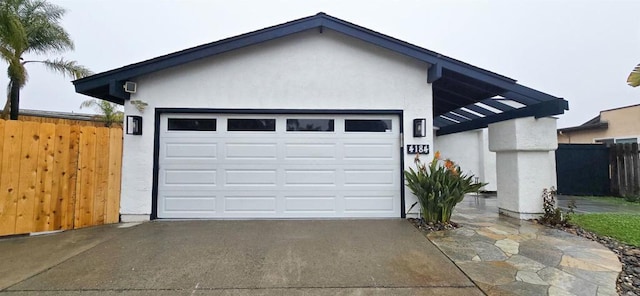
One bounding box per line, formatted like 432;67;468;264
610;145;618;196
632;143;640;196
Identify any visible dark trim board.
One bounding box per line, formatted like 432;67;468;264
154;108;404;115
151;108;406;219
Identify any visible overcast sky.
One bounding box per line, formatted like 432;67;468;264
3;0;639;128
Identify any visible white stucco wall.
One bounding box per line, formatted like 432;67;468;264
121;29;433;218
489;117;558;219
434;129;497;191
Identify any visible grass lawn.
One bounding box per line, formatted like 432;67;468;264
570;213;640;247
572;195;640;207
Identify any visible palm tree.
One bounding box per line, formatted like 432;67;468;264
80;99;124;127
628;64;640;87
0;0;92;120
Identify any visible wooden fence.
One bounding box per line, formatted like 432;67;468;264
0;120;123;236
610;143;640;197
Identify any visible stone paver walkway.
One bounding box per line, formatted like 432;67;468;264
427;195;621;296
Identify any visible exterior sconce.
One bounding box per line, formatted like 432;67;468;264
126;115;143;135
413;118;426;137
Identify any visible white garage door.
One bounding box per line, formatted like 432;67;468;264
157;113;401;218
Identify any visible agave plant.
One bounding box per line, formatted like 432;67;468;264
404;151;486;223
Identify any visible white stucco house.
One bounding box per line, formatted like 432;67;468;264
73;13;568;221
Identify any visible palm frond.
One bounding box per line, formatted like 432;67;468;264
628;63;640;87
80;99;124;127
0;2;28;56
19;0;73;54
79;98;97;109
29;57;92;79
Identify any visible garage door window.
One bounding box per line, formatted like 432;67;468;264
227;118;276;131
345;119;392;132
168;118;217;131
286;119;334;132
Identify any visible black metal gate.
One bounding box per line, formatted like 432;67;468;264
555;144;610;196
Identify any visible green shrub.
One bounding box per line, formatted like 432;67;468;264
624;194;640;203
404;151;486;223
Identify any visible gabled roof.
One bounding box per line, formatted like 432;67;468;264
73;12;568;136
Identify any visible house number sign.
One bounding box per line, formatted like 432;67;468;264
406;144;429;154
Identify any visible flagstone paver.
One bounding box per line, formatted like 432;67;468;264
427;195;622;296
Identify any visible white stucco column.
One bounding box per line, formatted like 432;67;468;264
488;117;558;219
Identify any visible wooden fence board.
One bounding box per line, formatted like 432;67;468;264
0;120;4;227
106;128;122;223
76;126;97;229
632;143;639;195
14;122;41;234
34;123;56;232
68;125;81;230
51;124;71;230
0;121;22;236
92;128;110;225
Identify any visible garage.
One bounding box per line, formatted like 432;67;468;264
73;13;568;221
158;113;401;218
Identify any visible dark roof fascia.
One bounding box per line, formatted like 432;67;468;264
581;115;601;126
73;13;561;106
436;99;569;136
557;122;608;133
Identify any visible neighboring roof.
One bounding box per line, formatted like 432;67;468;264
557;103;640;133
600;103;640;113
557;115;608;133
20;109;99;121
73;12;568;136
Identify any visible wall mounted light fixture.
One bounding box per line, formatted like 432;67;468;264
413;118;426;137
126;115;143;135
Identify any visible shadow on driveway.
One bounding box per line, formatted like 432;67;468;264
0;220;482;295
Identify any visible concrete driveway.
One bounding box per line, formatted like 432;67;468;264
0;220;482;295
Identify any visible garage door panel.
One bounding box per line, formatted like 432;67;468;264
344;195;396;212
158;113;401;218
284;170;336;186
164;169;217;185
164;197;217;212
284;196;336;212
284;143;337;160
225;143;278;159
343;143;395;160
224;169;277;186
344;169;396;186
164;142;217;159
224;196;277;212
160;190;218;215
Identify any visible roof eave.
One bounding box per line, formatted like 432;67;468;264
558;122;609;133
74;13;525;101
